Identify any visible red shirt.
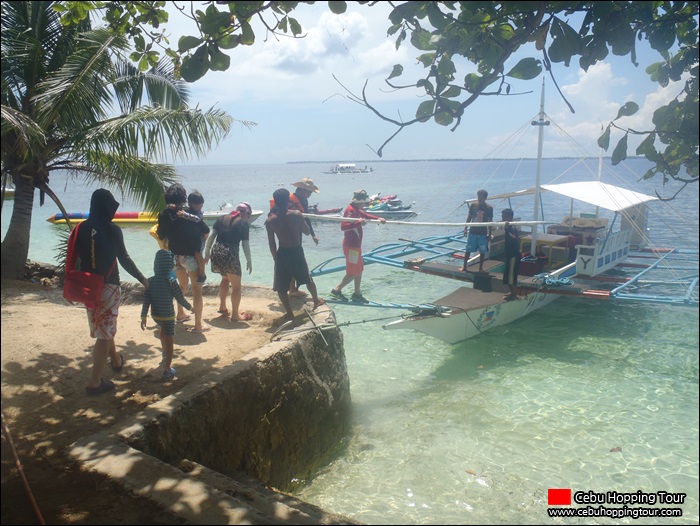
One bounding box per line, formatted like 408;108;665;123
341;204;381;248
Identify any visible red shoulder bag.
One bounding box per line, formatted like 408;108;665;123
63;223;115;309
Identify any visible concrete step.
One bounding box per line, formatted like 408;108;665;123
180;459;360;524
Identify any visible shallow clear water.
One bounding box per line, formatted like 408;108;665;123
3;157;698;524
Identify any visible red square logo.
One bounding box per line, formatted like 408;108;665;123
548;488;572;506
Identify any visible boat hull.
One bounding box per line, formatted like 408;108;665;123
383;288;559;344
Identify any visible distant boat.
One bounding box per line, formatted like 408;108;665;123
323;163;373;174
47;208;263;225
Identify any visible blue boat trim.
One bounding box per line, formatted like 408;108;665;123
312;232;699;309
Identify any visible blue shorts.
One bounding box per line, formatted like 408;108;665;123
465;234;489;255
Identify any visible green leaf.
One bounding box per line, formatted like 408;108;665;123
635;133;657;157
328;1;347;15
199;8;232;36
417;53;436;67
180;45;209;82
611;134;628;165
597;125;611;150
463;73;481;93
416;100;435;122
440;85;461;98
410;29;434;51
178;36;203;53
434;110;454;126
614;102;639;120
240;21;255;45
208;44;230;71
505;57;542;80
289;18;302;36
218;34;239;50
387;64;404;80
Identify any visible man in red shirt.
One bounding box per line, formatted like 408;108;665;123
330;189;386;303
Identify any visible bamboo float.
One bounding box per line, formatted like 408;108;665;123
302;214;546;228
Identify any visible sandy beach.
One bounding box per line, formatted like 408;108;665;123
1;275;314;524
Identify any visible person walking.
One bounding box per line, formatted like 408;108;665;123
288;177;320;297
329;189;386;303
204;202;254;322
140;249;194;380
461;188;493;273
265;188;324;323
157;184;211;332
75;189;149;395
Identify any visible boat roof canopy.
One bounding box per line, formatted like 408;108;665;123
467;181;657;213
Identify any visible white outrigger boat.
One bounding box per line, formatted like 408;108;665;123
323;163;373;174
309;87;699;344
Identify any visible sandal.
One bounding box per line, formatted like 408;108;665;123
236;312;253;321
110;352;125;372
217;309;229;315
176;315;191;323
191;325;211;333
86;379;115;396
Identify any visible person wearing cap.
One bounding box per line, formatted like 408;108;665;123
204;202;254;322
330;189;386;303
266;188;325;323
288;177;320;297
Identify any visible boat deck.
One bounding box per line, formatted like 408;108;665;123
310;233;698;309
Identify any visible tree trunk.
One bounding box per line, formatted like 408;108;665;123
1;181;36;280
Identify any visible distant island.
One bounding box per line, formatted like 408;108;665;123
288;157;644;164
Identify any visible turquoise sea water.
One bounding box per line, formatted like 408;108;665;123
2;158;698;524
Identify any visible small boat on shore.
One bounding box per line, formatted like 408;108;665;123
323;163;373;174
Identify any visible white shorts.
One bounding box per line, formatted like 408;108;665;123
86;284;120;340
175;255;199;273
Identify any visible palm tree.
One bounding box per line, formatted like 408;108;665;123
1;1;244;279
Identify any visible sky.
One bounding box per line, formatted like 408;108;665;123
156;2;684;166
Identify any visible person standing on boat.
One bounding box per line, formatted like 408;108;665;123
266;188;325;323
461;189;493;274
287;178;320;297
330;189;386;303
501;208;521;301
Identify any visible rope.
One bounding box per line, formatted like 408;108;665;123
532;272;575;287
1;411;46;525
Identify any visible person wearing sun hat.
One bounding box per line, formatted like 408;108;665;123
288;177;320;297
330;189;386;303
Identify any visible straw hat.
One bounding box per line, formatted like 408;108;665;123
351;189;370;204
291;177;320;193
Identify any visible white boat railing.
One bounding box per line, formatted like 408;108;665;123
575;229;631;276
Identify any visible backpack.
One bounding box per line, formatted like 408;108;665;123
63;222;115;309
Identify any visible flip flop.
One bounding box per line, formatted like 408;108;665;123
217;309;229;315
86;379;115;396
236;312;253;321
176;315;191;323
191;325;211;333
110;352;125;372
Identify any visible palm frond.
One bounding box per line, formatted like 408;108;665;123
74;105;241;163
112;60;191;114
33;29;130;130
54;152;179;213
1;105;46;159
